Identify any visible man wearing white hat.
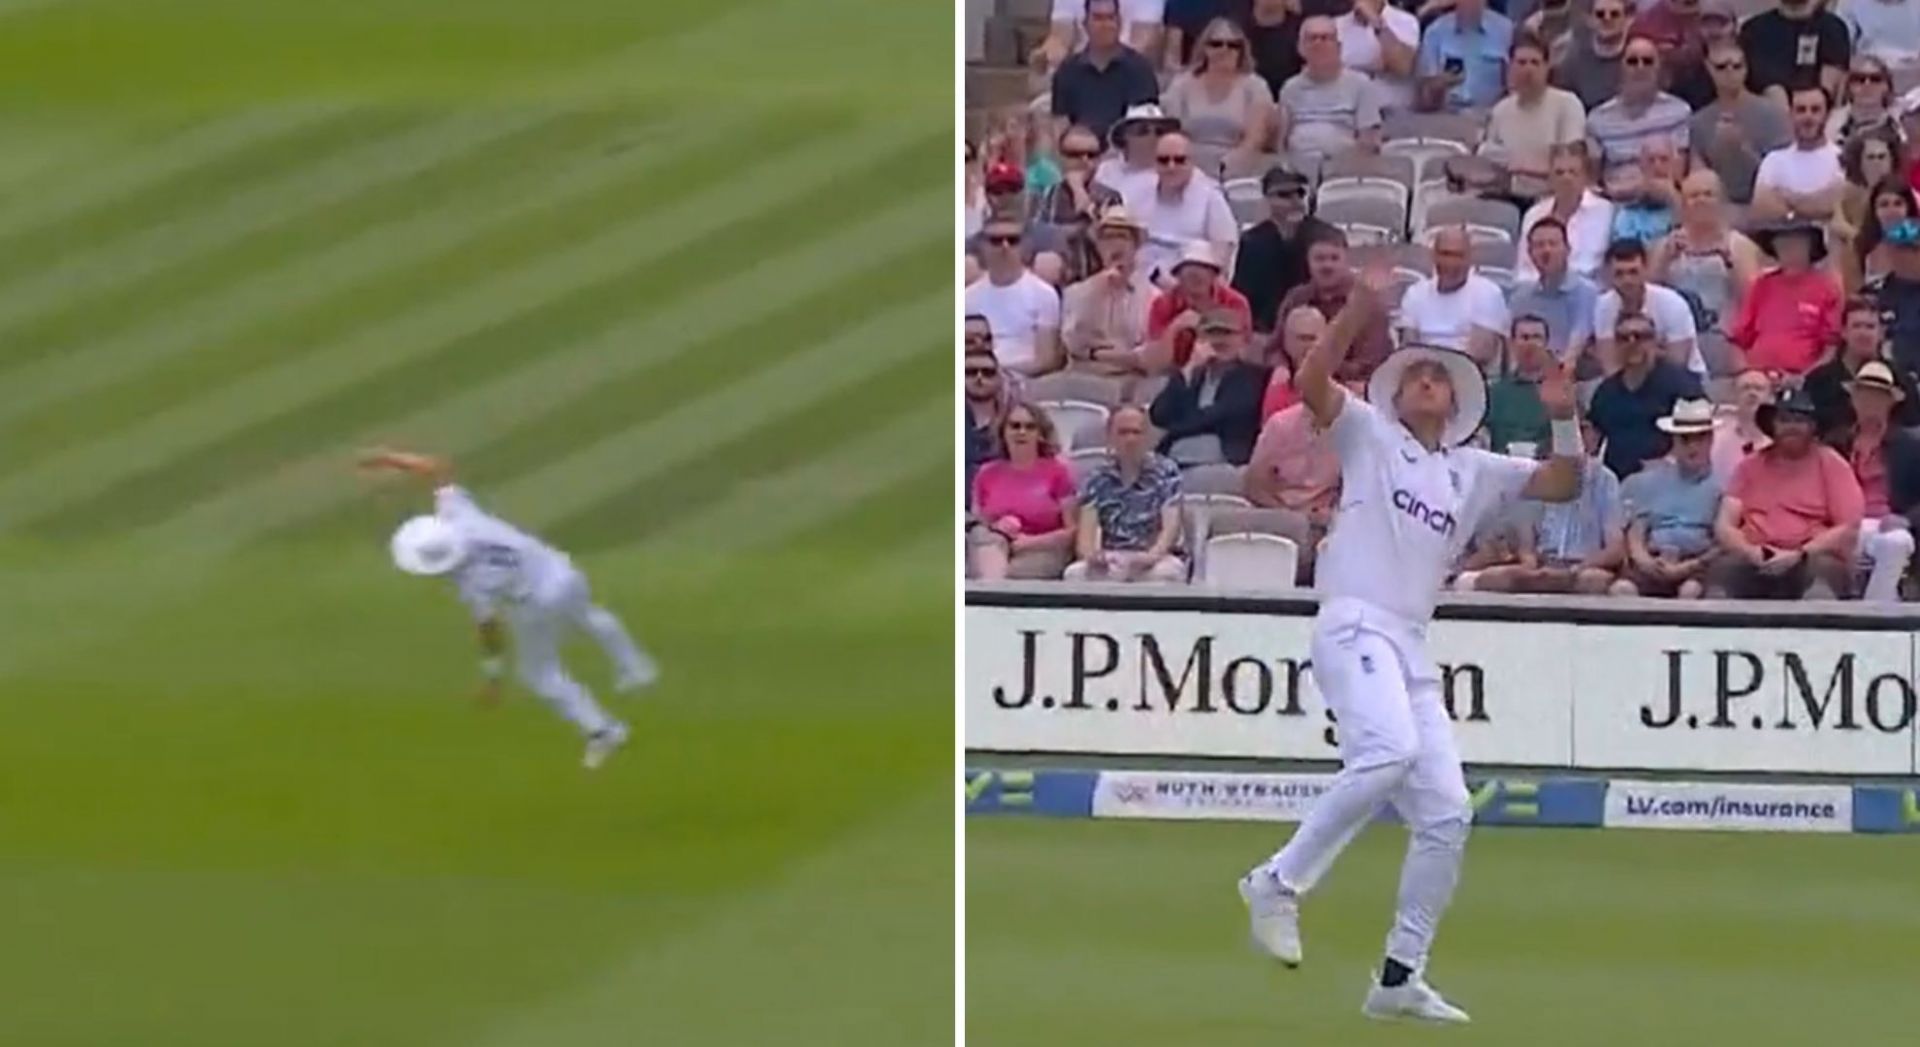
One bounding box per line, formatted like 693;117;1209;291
1236;263;1582;1022
361;447;658;770
1238;264;1583;1024
1615;398;1725;599
1840;361;1920;600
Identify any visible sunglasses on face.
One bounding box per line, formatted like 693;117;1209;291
1595;9;1625;20
1061;148;1099;159
1853;71;1888;83
965;366;999;378
1004;420;1038;432
1624;54;1658;67
1157;154;1189;165
1205;38;1245;49
1617;330;1655;342
984;233;1021;246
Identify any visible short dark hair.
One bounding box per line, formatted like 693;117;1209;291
1304;224;1349;251
1527;216;1569;243
1616;310;1657;332
1512;313;1550;338
1790;84;1833;109
1509;32;1549;63
1606;238;1648;265
1086;0;1121;16
1844;296;1883;324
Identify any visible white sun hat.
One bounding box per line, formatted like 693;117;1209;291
390;515;467;576
1366;344;1489;448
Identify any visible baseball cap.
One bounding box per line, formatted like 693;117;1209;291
1199;309;1243;334
984;160;1025;194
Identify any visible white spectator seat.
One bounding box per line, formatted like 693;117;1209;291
1318;151;1416;192
1064;446;1109;489
1317;175;1411;215
1408;176;1455;233
1478;265;1516;291
1338;222;1394;246
1382;110;1484;150
1205;505;1313;545
1027;371;1126;408
1223;177;1267;226
1041;399;1111;450
1130;372;1171;406
1199;533;1301;591
1470;237;1517;269
1420;197;1522;244
1316;183;1408;241
1181;462;1246;497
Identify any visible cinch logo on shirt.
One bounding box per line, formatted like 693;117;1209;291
1392;488;1456;537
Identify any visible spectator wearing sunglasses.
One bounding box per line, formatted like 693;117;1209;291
1667;0;1744;109
1631;0;1713;97
965;217;1066;378
1230;164;1336;333
1838;0;1920;70
1029;125;1124;285
1552;0;1629;111
1829;56;1901;144
1161;18;1277;179
1739;0;1851;106
1588;312;1708;478
1690;41;1792;205
1586;36;1692;202
1122;131;1240;282
963;324;1015;500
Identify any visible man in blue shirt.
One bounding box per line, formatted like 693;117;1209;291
1507;216;1599;376
1615;398;1724;598
1415;0;1513;112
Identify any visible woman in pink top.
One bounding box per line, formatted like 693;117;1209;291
1729;222;1841;377
968;400;1079;579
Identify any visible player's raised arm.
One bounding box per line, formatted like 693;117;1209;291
358;446;454;487
1298;258;1391;430
1519;362;1582;503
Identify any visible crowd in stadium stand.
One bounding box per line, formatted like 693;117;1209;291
963;0;1920;600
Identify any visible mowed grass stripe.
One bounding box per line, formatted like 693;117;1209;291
0;106;347;243
772;459;951;558
0;104;656;371
0;105;407;292
452;235;948;498
0;113;720;442
556;345;944;548
637;397;949;554
503;290;945;530
149;190;948;551
0;108;835;464
5;121;933;536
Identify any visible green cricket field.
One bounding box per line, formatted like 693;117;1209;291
0;2;953;1043
968;818;1920;1046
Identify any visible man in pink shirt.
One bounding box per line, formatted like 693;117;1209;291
1242;379;1358;583
1707;388;1863;598
1729;221;1841;376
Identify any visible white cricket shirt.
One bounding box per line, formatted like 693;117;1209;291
436;485;569;620
1315;393;1536;625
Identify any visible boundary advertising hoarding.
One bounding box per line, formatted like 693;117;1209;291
966;589;1920;774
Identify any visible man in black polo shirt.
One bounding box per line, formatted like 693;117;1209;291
1050;0;1161;143
1230;164;1334;334
1868;218;1920;404
1737;0;1849;104
1588;312;1706;478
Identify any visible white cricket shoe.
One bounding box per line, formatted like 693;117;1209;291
1237;870;1303;967
583;723;630;770
1362;976;1471;1024
614;655;658;694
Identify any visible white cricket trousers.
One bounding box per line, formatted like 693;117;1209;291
1256;599;1471;974
505;565;646;737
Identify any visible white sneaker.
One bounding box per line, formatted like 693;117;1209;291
1237;870;1303;967
1362;975;1471;1024
582;723;630;770
613;656;658;694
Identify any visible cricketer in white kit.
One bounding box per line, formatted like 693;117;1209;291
360;447;659;770
1237;260;1583;1023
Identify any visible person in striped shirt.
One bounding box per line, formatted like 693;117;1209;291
1585;36;1691;201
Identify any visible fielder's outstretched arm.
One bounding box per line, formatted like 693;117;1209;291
1520;363;1583;503
358;446;453;487
1299;267;1384;430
